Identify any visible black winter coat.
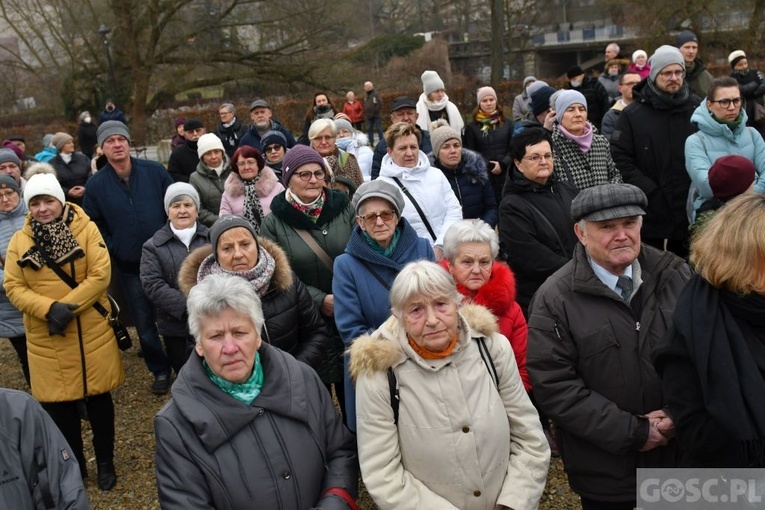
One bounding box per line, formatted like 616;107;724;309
50;153;91;205
430;148;499;227
732;69;765;130
140;221;210;337
214;117;248;157
499;167;579;315
463;115;513;203
77;122;98;158
178;239;329;370
610;81;701;241
167;140;200;183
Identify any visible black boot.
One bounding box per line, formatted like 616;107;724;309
97;461;116;490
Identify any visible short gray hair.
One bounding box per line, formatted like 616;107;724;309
390;260;462;316
308;118;337;139
442;220;499;261
187;274;264;344
219;103;235;114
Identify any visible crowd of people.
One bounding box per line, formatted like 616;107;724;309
1;32;765;510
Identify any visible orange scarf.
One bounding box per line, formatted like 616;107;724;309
408;333;459;359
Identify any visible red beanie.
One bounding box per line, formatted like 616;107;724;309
708;155;756;200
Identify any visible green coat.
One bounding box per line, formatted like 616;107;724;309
189;160;232;227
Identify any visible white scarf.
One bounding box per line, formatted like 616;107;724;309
424;93;450;112
61;153;72;164
170;223;196;248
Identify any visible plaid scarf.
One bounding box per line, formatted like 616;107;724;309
18;204;85;270
474;109;505;135
197;245;276;298
286;188;325;223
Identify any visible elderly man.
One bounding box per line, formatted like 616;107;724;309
83;121;174;395
214;103;248;158
610;45;701;257
600;70;642;141
364;81;384;145
0;149;27;190
168;119;205;183
370;96;433;179
675;30;713;99
239;99;296;151
527;183;691;510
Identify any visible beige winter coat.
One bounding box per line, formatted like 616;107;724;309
349;304;550;510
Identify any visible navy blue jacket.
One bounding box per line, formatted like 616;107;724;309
370;128;432;180
239;120;296;151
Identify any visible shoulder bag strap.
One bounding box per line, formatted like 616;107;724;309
390;177;437;241
355;257;391;291
388;367;399;425
292;227;334;273
516;194;567;255
475;337;499;388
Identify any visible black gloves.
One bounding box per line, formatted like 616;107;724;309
47;302;78;336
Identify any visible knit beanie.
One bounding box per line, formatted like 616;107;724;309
2;141;23;161
51;132;73;151
334;118;353;134
429;119;461;155
675;30;699;48
0;148;22;169
97;121;131;147
531;86;556;116
174;117;186;129
42;134;54;148
209;216;258;261
708;155;756;199
24;173;65;208
260;131;288;149
0;174;21;194
632;50;647;62
164;182;200;215
281;145;325;186
476;86;497;104
352;179;405;217
522;76;537;89
728;50;747;69
648;45;685;82
555;90;588;124
421;70;446;96
183;119;204;132
526;80;549;97
196;133;225;159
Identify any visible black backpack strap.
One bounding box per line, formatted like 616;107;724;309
388;367;399;425
390;176;437;241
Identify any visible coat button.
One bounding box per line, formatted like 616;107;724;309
257;409;264;416
322;229;328;235
282;471;291;479
473;490;481;497
462;426;470;433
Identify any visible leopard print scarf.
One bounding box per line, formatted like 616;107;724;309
18;204;85;270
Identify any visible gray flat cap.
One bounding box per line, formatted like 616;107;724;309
249;99;270;111
571;183;647;222
352;179;405;217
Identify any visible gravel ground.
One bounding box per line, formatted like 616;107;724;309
0;337;580;509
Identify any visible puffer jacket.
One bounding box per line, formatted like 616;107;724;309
219;166;284;219
139;221;210;337
350;304;550;510
378;152;463;247
49;153;91;205
177;238;329;370
155;342;358;510
4;203;124;402
526;243;691;502
189;158;233;227
0;199;27;338
685;104;765;212
430;148;499;227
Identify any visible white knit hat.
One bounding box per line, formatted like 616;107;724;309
197;133;225;159
164;182;200;215
24;173;66;208
632;49;647;62
421;70;446;96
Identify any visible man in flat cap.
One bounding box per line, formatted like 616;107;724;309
167;119;205;182
526;183;691;509
239;99;296;152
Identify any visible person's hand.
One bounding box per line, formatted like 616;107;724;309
321;294;334;317
47;302;79;336
67;186;85;198
543;110;556;131
646;409;676;439
489;160;502;174
640;417;669;451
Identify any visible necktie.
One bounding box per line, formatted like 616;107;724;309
616;275;633;301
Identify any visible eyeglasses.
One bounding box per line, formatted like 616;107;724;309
658;69;686;79
523;153;554;164
296;169;326;181
710;97;742;109
237;159;260;168
0;190;17;200
359;210;396;225
264;144;283;153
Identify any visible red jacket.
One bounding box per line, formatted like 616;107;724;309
342;100;365;124
440;260;530;390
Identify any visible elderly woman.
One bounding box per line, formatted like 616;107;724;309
350;260;550;510
499;127;579;316
141;183;210;375
49;132;91;205
5;173;124;490
309;118;364;191
0;174;29;384
154;274;358;509
416;70;464;134
261;145;355;419
334;117;373;181
440;219;529;390
653;194;765;467
429;119;498;227
219;145;283;231
685;77;765;219
334;180;434;432
179;215;328;369
378;122;462;260
260;130;289;181
189;133;232;227
551;90;622;191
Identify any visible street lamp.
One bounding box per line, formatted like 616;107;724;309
98;24;117;103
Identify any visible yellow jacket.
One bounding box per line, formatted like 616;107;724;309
4;203;124;402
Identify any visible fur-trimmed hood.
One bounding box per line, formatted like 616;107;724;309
438;259;517;317
223;164;281;199
177;236;293;296
348;303;498;379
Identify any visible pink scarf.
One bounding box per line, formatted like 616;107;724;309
558;121;594;153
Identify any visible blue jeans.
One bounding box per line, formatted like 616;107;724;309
116;268;170;377
367;116;384;145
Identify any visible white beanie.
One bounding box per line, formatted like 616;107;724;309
24;173;65;208
632;50;647;62
421;70;446;96
197;133;225;159
164;182;200;214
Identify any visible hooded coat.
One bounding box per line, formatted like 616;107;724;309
154;342;358;510
219;166;284;219
189;158;233;227
4;203;124;402
349;304;550;510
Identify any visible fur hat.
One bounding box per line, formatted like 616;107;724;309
196;133;225;159
281;145;325;186
164;182;200;215
24;173;66;208
429;119;461;155
352;179;405;217
675;30;699;48
97;121;131;147
476;86;497;105
649;45;685;82
208;216;258;261
728;50;747;69
555;90;588;124
421;70;446;96
51;132;73;151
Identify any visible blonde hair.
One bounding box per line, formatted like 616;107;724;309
690;194;765;294
384;122;421;150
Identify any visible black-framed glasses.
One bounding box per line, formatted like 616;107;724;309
296;169;325;181
359;210;396;224
658;69;686;79
710;97;742;108
523;153;554;164
264;144;283;153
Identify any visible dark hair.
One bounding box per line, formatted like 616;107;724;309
510;127;552;162
304;92;336;121
707;76;740;101
231;146;265;175
619;70;641;84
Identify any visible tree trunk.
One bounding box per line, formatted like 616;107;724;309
490;0;504;84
